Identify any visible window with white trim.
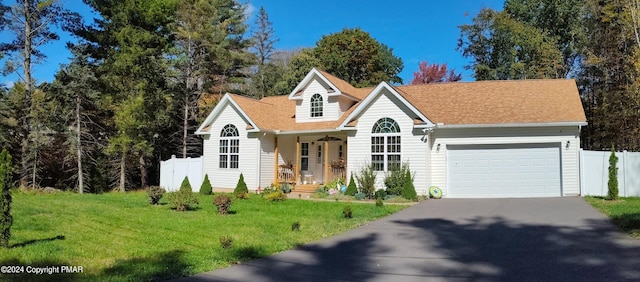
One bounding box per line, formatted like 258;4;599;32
301;143;309;171
310;93;323;117
371;118;401;171
219;124;239;168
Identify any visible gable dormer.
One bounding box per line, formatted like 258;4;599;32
289;68;359;123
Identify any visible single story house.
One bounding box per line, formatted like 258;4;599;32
196;68;587;198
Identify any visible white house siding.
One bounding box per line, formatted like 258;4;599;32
429;126;581;197
346;90;430;195
202;103;259;190
295;79;340;123
259;133;275;189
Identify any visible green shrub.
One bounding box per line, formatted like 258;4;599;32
235;192;249;200
374;189;387;200
384;163;412;196
342;205;353;218
355;163;376;198
608;146;619;200
345;175;357;196
291;221;300;231
200;174;212;195
220;236;233;249
265;190;287;201
0;149;12;248
375;197;384;207
281;183;292;194
354;192;365;200
167;176;199;211
213;194;232;215
147;186;165;205
234;173;249;197
401;170;417;201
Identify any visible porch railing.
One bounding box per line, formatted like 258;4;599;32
329;167;346;183
278;167;296;183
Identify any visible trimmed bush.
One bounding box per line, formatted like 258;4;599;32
0;149;12;248
375;197;384;207
354;192;365;200
200;174;212;195
265;190;287;201
345;175;357;196
342;205;353;218
355;163;376;199
608;146;619;200
234;173;249;197
281;183;292;194
235;192;249;200
401;170;417;201
213;194;232;215
147;186;165;205
167;176;199;211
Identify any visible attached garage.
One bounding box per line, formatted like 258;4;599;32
447;144;562;198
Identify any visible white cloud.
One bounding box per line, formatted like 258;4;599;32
244;2;256;21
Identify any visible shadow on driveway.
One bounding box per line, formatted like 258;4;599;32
181;198;640;281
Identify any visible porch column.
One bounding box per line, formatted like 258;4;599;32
274;136;278;183
295;136;300;184
324;135;329;184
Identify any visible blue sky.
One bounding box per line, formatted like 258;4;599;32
1;0;504;87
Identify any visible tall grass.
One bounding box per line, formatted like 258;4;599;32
0;191;406;281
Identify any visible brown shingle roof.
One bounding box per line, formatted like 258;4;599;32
397;79;586;125
225;76;585;133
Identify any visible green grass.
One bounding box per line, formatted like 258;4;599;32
0;190;406;281
585;196;640;238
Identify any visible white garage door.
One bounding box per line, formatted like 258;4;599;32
447;144;561;198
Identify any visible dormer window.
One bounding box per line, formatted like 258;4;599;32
310;93;323;117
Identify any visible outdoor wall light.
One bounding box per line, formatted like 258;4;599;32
436;143;441;152
566;141;571;148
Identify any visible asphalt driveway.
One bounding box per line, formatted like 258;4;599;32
180;198;640;281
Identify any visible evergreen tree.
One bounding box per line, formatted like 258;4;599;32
250;6;279;99
234;173;248;196
401;170;417;201
200;174;212;195
0;149;13;248
0;0;80;188
345;174;358;196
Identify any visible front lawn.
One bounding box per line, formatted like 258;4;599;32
0;191;406;281
585;196;640;238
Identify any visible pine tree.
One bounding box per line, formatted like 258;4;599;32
200;174;212;195
345;174;358;196
234;173;248;196
0;149;13;248
401;170;417;201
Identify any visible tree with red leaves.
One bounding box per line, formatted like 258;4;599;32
411;61;462;84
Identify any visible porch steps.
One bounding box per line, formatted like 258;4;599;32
294;184;321;193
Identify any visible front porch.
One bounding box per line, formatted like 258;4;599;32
274;134;347;187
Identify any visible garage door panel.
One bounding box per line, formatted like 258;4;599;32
448;144;561;198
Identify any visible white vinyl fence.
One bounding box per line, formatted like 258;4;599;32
581;150;640;197
159;155;203;192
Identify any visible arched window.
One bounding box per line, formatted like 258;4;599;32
219;124;239;168
310;93;323;117
371;118;401;171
